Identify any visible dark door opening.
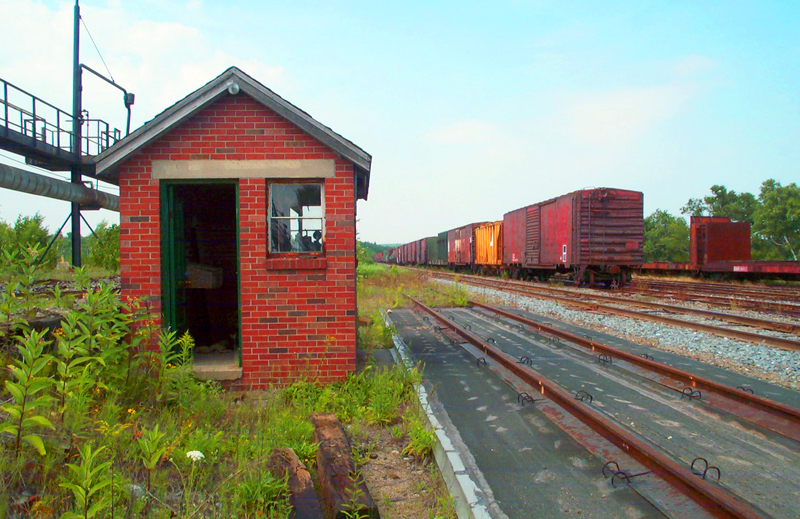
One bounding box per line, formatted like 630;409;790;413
162;182;239;355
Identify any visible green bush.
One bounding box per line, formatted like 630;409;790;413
84;221;120;272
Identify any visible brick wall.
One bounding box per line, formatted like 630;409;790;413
118;95;357;387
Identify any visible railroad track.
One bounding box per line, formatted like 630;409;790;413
631;278;800;301
399;298;800;518
626;278;800;315
420;269;800;352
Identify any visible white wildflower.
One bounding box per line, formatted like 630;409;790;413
186;450;205;462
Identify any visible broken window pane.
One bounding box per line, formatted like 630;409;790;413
269;183;324;253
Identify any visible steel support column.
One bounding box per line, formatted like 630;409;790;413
70;0;82;267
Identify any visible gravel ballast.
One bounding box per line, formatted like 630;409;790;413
436;279;800;390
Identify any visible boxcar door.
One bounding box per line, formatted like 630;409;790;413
540;201;570;265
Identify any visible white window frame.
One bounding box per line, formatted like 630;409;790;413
267;181;325;255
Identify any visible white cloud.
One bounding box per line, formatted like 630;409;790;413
561;84;697;146
0;0;284;132
0;0;284;233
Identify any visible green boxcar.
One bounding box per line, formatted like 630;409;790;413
428;231;449;265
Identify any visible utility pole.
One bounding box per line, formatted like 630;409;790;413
71;0;82;267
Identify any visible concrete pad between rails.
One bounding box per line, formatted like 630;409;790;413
384;308;668;519
492;306;800;411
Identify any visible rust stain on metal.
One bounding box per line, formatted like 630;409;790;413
436;270;800;352
409;296;766;519
472;301;800;443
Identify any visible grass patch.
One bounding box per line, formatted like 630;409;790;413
357;265;475;353
1;250;438;518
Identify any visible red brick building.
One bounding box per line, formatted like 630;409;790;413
94;67;371;388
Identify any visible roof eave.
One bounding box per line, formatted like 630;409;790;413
94;68;372;195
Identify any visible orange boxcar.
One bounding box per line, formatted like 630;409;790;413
474;221;503;267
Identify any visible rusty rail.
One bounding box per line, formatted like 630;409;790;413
407;296;764;519
471;301;800;442
632;278;800;302
429;270;800;352
627;280;800;316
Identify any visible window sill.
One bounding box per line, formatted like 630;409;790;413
265;257;327;270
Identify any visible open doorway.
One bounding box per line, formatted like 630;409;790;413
161;181;240;367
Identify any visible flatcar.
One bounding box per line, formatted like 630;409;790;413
640;217;800;281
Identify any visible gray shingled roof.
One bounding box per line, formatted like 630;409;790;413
93;67;371;199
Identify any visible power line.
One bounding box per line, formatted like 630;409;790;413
80;15;115;83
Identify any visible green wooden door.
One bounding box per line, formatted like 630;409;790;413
161;183;188;333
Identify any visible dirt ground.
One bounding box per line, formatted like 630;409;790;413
352;347;455;519
351;424;454;519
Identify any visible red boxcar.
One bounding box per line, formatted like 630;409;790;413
447;222;486;267
690;216;751;266
415;237;428;265
503;188;644;285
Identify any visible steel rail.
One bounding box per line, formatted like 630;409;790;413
627;281;800;314
632;279;800;301
477;274;800;336
471;300;800;442
630;282;800;302
622;287;800;315
543;281;799;335
430;270;800;352
626;286;800;316
407;296;765;519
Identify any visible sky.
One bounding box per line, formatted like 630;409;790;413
1;0;798;244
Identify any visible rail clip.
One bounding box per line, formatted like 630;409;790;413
518;356;532;366
602;461;651;488
517;392;542;406
681;387;702;401
691;457;721;481
575;390;593;403
598;354;613;365
640;353;654;361
737;386;754;394
476;357;488;367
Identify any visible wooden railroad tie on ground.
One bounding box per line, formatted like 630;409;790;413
269;448;324;519
310;412;380;519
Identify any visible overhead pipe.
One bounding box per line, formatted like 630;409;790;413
0;163;119;212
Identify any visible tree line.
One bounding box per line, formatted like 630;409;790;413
645;179;799;263
0;213;120;272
